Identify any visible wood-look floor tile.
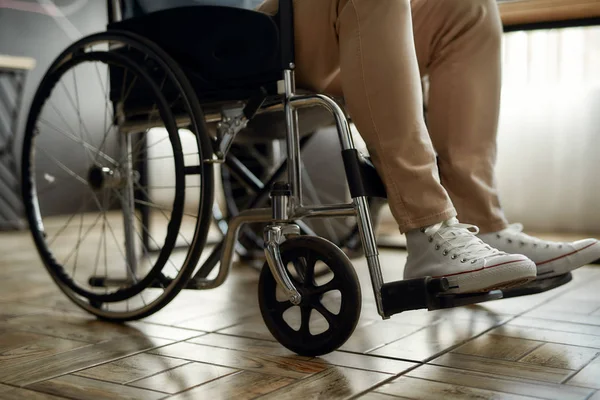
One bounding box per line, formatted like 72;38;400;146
217;319;276;341
432;353;573;383
358;392;407;400
74;353;189;384
145;302;249;327
0;331;89;365
590;391;600;400
427;305;512;323
0;336;171;386
314;352;416;375
129;362;238;394
0;387;68;400
124;321;204;341
0;303;46;321
535;299;600;315
567;355;600;389
168;370;294;400
370;317;501;362
151;341;326;379
453;334;544;361
259;366;390;400
18;295;88;315
6;314;138;344
518;343;599;370
340;321;423;353
460;293;554;316
0;283;60;303
524;309;600;327
376;376;539;400
28;374;164;400
406;364;593;400
491;325;600;349
508;317;600;337
176;311;261;333
187;333;309;359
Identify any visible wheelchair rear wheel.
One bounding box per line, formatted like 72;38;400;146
22;31;214;321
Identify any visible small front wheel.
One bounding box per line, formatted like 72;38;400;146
258;236;361;356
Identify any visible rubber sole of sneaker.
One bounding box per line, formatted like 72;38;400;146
444;259;537;294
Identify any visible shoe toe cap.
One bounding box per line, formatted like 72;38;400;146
572;238;599;251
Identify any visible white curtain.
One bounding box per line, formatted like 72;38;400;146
496;26;600;233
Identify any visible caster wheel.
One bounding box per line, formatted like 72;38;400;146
258;236;361;356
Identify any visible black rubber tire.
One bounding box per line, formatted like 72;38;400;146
258;236;361;356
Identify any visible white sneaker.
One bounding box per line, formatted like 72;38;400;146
404;218;537;294
478;224;600;279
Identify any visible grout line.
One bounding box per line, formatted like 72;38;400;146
17;339;180;388
123;361;194;385
514;340;547;362
584;389;600;400
50;373;171;395
560;352;600;385
348;362;425;400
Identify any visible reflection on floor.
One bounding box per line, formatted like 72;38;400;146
1;228;599;400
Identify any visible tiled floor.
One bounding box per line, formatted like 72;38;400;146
1;228;600;399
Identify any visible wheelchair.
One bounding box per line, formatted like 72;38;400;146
21;0;573;356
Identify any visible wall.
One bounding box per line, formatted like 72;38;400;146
0;0;108;218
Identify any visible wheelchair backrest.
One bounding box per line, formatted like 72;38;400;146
106;0;294;101
120;0;265;19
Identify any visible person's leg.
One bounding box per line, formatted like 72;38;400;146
257;0;536;293
411;0;507;234
259;0;455;233
411;0;600;278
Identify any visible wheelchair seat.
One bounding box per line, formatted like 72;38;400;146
110;4;340;141
109;6;282;102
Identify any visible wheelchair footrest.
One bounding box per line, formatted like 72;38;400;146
381;277;503;318
501;272;572;299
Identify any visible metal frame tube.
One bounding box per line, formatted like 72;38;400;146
283;70;302;207
119;130;137;281
203;79;386;318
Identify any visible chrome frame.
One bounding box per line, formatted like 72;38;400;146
191;67;388;319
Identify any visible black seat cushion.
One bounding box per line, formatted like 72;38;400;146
108;6;282;100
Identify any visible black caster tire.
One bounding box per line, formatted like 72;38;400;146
258;236;361;356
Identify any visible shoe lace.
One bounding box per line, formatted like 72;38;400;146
496;223;562;249
424;218;502;262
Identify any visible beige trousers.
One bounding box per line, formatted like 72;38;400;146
257;0;508;233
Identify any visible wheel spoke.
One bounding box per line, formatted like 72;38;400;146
60;211;103;268
135;183;196;246
38;117;118;166
36;145;89;186
312;301;338;330
300;249;317;287
313;279;339;296
299;306;312;340
275;300;293;314
112;188;181;276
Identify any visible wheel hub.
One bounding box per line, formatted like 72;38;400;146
88;166;121;190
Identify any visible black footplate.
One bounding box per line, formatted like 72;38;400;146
501;272;572;299
381;277;503;318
